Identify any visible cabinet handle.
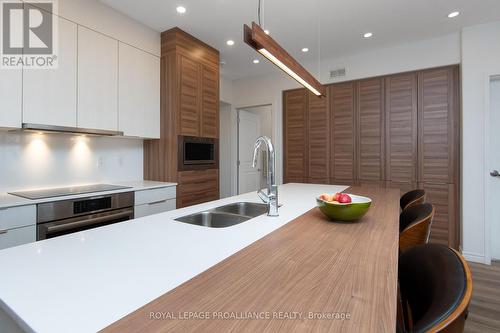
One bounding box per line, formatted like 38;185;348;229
148;200;168;205
0;230;7;234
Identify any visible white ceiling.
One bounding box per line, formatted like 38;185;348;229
100;0;500;80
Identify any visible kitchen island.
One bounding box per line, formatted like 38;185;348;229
0;184;399;333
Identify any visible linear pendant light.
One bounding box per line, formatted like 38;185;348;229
244;22;326;96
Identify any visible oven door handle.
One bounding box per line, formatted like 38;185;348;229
44;209;133;235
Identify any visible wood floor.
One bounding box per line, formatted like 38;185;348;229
465;261;500;332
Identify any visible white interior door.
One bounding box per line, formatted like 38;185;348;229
238;110;262;194
489;78;500;260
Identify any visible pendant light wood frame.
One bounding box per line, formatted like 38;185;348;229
244;22;326;97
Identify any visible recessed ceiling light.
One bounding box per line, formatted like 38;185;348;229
226;40;235;46
253;59;260;64
264;30;270;35
176;6;186;14
363;32;373;38
301;47;309;53
448;11;460;18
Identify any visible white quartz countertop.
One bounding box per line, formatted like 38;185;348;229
0;183;347;333
0;180;177;209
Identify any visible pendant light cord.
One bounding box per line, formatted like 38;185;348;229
258;0;261;26
318;0;321;81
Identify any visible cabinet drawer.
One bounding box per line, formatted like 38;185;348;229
134;199;176;218
178;169;219;197
0;205;36;230
0;225;36;250
177;190;219;208
135;186;176;206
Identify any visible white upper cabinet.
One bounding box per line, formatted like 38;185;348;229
23;16;77;127
0;0;21;129
118;43;160;138
0;69;22;128
77;26;118;131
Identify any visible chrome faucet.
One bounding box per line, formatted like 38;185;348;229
252;136;279;216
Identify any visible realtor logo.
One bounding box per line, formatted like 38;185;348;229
1;0;58;69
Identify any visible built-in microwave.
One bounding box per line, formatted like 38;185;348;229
178;136;218;170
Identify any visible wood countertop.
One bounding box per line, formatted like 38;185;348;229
102;186;400;333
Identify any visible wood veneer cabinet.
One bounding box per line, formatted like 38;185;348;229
307;90;330;184
144;28;220;208
283;89;308;183
330;82;356;185
283;65;460;248
357;78;385;186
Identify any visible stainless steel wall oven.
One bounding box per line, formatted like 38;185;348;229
37;192;134;240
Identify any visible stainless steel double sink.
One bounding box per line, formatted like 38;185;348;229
174;202;269;228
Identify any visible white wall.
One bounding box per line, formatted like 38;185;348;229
219;102;232;198
0;132;143;192
461;22;500;263
220;76;234;105
230;33;461;187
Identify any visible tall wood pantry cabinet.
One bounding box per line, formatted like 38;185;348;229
283;65;460;249
144;28;220;208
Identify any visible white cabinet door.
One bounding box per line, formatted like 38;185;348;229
0;69;22;128
77;26;118;130
118;43;160;138
134;199;176;219
0;225;36;250
23;16;77;127
0;0;21;129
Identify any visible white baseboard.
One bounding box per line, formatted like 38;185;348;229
462;251;489;265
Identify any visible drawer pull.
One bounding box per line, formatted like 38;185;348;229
0;230;7;234
148;200;167;205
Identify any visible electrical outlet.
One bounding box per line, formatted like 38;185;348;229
97;157;104;169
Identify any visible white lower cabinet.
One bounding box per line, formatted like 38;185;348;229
0;205;36;250
0;225;36;250
135;199;176;218
134;186;176;218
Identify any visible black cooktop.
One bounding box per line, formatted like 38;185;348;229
9;184;132;200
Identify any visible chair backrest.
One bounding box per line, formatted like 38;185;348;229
400;189;426;211
398;244;472;333
399;203;435;252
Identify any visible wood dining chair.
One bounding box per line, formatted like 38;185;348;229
399;203;435;253
400;189;426;211
398;244;473;333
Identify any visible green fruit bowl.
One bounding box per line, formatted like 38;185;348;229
316;194;372;222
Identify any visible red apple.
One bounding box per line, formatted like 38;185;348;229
338;193;352;204
332;192;341;201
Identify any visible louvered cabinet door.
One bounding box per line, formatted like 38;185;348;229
418;67;459;184
201;65;219;138
307;89;330;184
419;182;457;248
357;78;385;185
179;55;201;136
330;83;356;185
385;73;418;186
284;89;308;183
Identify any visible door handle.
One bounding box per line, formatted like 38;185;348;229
491;170;500;177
